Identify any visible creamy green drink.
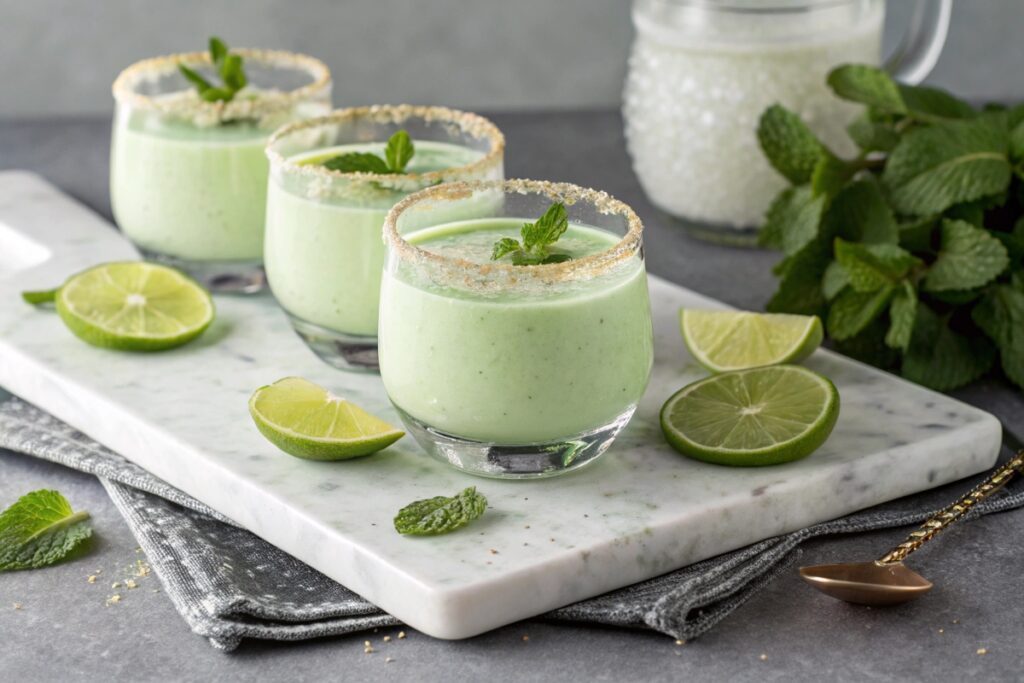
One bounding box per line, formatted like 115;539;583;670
379;180;653;478
264;106;505;371
110;42;331;292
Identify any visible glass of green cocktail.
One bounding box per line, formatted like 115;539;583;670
379;179;654;478
264;106;505;371
111;47;331;293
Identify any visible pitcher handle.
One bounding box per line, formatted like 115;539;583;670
884;0;952;85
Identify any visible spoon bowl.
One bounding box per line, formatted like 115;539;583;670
799;561;933;606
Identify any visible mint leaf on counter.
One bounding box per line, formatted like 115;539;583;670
923;220;1009;292
828;65;975;121
827;286;894;341
394;487;488;536
491;202;572;266
885;282;918;351
757;105;825;184
973;284;1024;387
902;305;994;391
834;239;920;292
758;186;825;255
321;129;415;175
847;113;900;153
882;118;1011;216
829;179;898;245
0;490;92;571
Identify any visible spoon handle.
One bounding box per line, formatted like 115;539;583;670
877;450;1024;565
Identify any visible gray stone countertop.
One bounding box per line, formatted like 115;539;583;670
1;111;1023;682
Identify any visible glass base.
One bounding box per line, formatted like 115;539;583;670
287;314;379;373
669;214;762;248
394;405;636;479
139;248;266;294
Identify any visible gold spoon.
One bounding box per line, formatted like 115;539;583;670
800;450;1024;606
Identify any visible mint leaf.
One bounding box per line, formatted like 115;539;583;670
810;153;855;198
828;65;975;121
1011;119;1024;161
209;37;228;66
885;282;917;351
394;487;487;536
821;261;849;301
973;284;1024;389
179;36;248;104
834;239;920;292
847;113;900;153
758;186;825;255
828;65;905;114
898;215;938;252
321;130;415;176
756;105;825;184
827;179;898;245
766;241;830;316
385;129;415;173
923;219;1009;292
0;490;92;571
491;203;570;266
827;286;894;340
902;304;994;391
321;152;391;174
882;118;1011;216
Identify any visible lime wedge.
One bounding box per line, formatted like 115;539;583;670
660;365;839;467
249;377;404;461
28;261;214;351
680;309;822;373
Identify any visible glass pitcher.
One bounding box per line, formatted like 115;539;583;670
623;0;951;245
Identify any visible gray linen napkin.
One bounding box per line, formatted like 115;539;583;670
2;393;1023;652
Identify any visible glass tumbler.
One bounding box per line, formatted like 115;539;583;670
264;105;505;372
623;0;951;244
111;49;332;293
379;179;654;479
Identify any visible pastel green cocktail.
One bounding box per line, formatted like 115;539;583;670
264;106;505;371
379;180;653;479
110;48;331;293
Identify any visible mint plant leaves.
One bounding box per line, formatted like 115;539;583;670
491;202;572;266
394;487;488;536
179;36;248;103
321;130;415;175
0;490;92;571
758;63;1024;392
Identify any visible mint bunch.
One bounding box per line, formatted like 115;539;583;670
757;64;1024;392
394;487;487;536
322;130;415;174
0;490;92;571
179;37;248;103
491;202;572;265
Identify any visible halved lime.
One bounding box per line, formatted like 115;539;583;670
680;309;822;373
249;377;404;461
660;365;839;467
23;261;214;351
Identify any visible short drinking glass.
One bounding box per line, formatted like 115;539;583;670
264;105;505;371
111;49;332;292
379;179;654;478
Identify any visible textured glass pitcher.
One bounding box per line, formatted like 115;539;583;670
623;0;951;245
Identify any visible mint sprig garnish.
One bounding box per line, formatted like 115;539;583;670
178;36;248;103
0;490;92;571
757;62;1024;393
394;487;487;536
322;130;415;174
491;202;572;266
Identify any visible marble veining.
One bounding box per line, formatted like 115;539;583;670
0;172;1001;638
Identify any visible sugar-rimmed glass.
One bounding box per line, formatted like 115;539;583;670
111;49;331;293
379;179;654;479
264;105;505;371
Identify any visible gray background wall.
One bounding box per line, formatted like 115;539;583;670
1;0;1023;118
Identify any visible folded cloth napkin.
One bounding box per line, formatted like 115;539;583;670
2;393;1023;652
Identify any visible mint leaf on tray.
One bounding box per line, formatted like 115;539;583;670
0;490;92;571
394;487;487;536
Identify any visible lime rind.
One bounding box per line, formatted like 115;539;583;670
249;377;404;461
660;365;840;467
680;309;823;373
53;261;214;351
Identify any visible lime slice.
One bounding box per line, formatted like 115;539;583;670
249;377;404;461
660;365;839;467
26;261;215;351
680;309;822;373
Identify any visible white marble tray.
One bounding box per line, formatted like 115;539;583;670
0;171;1001;639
